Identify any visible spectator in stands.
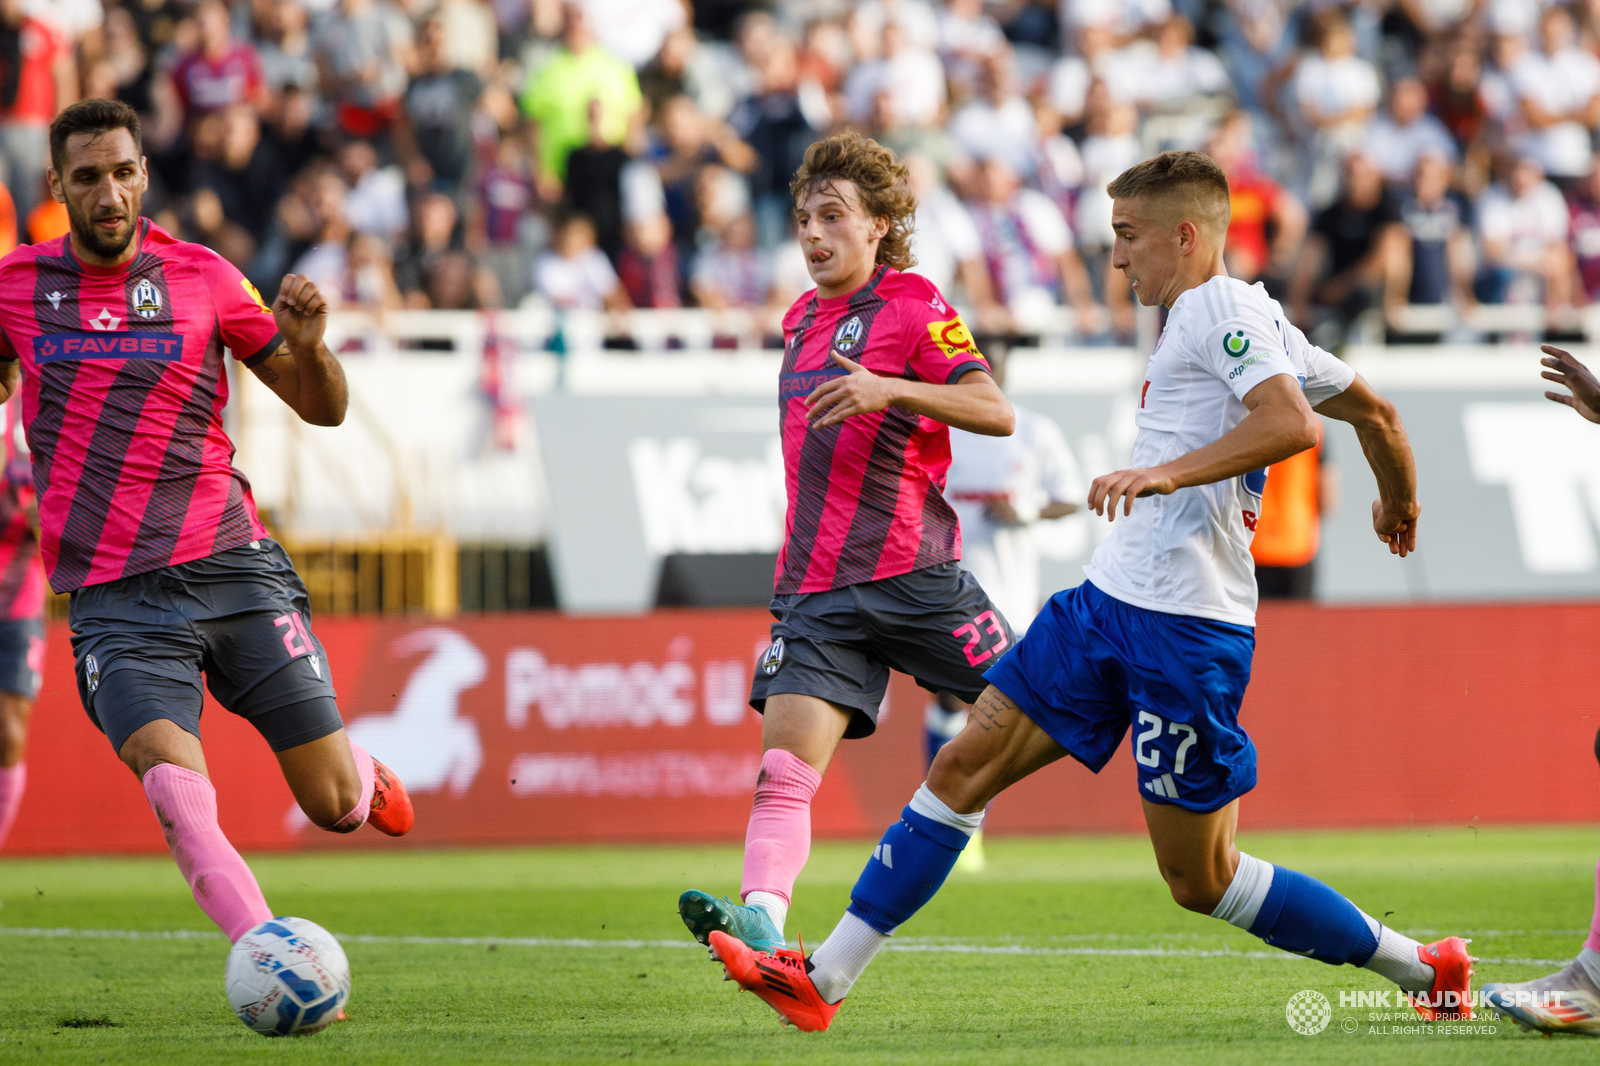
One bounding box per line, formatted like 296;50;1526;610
1429;37;1488;155
1364;74;1458;188
650;94;754;261
1511;5;1600;186
843;20;945;129
935;0;1006;99
395;190;462;305
288;168;355;296
471;128;539;307
1474;155;1574;313
254;0;317;108
0;0;72;225
339;138;408;239
692;211;768;310
170;0;265;127
1568;164;1600;305
520;2;641;185
1399;152;1475;310
638;25;694;120
1271;8;1380;208
424;248;499;309
534;212;629;311
1290;151;1410;334
1131;15;1231;114
190;104;285;247
398;16;484;193
566;97;630;265
729;37;818;250
1205;112;1303;287
968;155;1097;336
948;49;1037;181
904;151;1008;333
313;0;415;143
1075;87;1140;326
341;232;404;311
617;210;680;308
433;0;497;76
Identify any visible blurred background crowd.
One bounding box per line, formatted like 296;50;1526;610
11;0;1600;346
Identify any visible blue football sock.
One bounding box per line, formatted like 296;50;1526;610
1248;865;1379;966
846;805;971;934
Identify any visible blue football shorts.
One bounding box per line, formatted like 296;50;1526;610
982;580;1257;813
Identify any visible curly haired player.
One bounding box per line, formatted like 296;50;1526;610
678;132;1017;953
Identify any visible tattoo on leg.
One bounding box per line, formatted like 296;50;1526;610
972;689;1010;733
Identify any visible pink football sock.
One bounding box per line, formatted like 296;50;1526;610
0;762;24;850
142;764;273;942
1587;856;1600;954
328;739;376;833
740;748;823;908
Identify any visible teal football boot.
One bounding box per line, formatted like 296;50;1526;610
678;890;786;953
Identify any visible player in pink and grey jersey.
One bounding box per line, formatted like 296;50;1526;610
680;132;1017;958
0;405;46;854
0;100;413;944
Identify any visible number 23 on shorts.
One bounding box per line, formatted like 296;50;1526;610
952;610;1008;668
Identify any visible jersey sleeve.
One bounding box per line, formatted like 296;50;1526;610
896;281;991;384
1282;318;1355;405
1193;309;1300;401
209;256;282;366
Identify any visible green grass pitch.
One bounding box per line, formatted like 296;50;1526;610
2;826;1599;1064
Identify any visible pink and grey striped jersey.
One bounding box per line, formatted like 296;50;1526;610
0;460;44;619
775;266;991;595
0;220;280;593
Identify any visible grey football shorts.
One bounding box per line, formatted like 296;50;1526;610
749;561;1015;739
70;539;343;754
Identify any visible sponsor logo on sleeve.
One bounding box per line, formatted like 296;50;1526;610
927;316;981;360
1223;330;1251;358
242;278;273;314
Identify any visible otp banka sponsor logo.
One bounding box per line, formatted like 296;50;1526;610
1463;403;1600;573
33;331;183;363
628;436;787;554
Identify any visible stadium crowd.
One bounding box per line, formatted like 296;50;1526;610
10;0;1600;345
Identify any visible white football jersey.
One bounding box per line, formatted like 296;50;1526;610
1082;276;1355;626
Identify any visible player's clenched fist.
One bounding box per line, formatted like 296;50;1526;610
272;274;329;351
1089;466;1177;520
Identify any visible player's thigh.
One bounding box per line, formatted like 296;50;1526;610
760;692;853;774
926;684;1068;814
0;616;44;703
751;587;887;745
1142;797;1240;913
857;562;1014;704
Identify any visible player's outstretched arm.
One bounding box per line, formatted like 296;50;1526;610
253;274;349;427
1311;373;1419;557
1540;343;1600;422
1089;373;1317;521
805;353;1014;436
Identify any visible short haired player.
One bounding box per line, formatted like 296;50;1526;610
1478;343;1600;1036
677;132;1017;953
0;99;413;941
706;151;1475;1031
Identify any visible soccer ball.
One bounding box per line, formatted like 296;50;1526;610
225;917;351;1036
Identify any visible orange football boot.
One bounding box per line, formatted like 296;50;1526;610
709;930;840;1032
366;757;414;836
1409;936;1475;1020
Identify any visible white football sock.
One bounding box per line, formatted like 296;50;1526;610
743;890;788;935
1578;947;1600;986
1210;852;1274;931
907;783;985;835
1358;915;1435;993
807;910;889;1004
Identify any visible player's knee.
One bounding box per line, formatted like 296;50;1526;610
925;744;989;815
1165;873;1226;915
302;773;363;829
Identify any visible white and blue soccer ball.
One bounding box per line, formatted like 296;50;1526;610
225;916;351;1036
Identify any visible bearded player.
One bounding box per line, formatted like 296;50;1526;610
1479;343;1600;1036
0;99;413;939
707;151;1476;1031
677;132;1016;953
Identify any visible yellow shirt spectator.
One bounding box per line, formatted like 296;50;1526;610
521;43;641;181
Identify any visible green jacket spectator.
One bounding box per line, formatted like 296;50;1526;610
520;4;641;181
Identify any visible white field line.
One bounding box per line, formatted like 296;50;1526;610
0;925;1571;966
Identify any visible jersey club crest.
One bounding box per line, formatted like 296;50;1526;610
832;316;864;351
132;278;161;319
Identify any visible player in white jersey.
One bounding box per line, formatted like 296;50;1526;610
702;151;1474;1034
1479;343;1600;1036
